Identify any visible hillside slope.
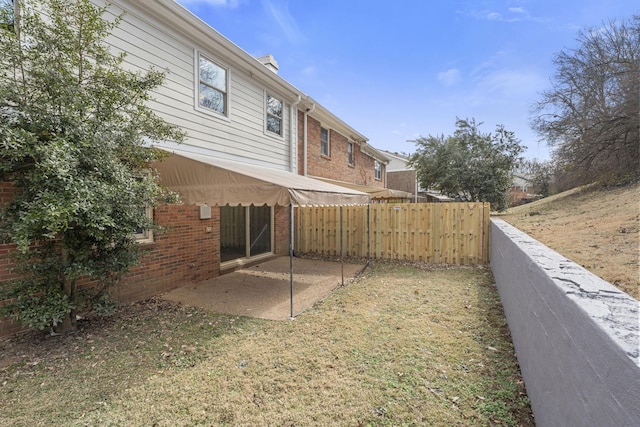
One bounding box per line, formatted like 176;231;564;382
497;183;639;300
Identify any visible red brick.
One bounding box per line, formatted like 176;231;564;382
299;112;385;187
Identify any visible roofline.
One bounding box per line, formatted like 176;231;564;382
113;0;369;145
360;142;390;163
380;150;410;162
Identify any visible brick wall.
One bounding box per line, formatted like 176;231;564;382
298;111;384;187
0;194;297;338
112;204;220;303
387;170;417;195
274;205;291;256
0;197;222;338
0;182;23;337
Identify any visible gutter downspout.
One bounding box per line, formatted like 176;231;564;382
289;94;302;172
303;103;315;176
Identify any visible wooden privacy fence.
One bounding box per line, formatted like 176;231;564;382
295;203;490;265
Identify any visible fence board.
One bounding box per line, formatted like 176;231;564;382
295;203;490;265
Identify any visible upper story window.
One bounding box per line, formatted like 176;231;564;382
198;53;228;115
320;127;330;156
266;93;283;136
347;142;354;165
374;160;382;180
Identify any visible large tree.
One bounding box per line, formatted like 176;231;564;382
409;118;525;211
0;0;184;332
520;158;556;198
531;15;639;186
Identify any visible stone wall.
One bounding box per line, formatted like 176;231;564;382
490;219;640;427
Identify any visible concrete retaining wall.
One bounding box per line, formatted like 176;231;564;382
490;219;639;427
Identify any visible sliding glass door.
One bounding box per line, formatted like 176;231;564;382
220;204;273;263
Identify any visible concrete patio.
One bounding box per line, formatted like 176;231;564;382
162;256;367;320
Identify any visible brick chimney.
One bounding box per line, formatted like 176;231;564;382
257;54;279;74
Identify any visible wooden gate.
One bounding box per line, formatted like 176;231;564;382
295;203;490;265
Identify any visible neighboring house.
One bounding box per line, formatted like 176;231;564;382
510;174;537;206
300;113;389;188
383;151;420;202
302;130;413;202
0;0;383;336
296;111;405;200
382;150;454;203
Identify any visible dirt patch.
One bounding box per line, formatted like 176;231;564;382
497;182;639;300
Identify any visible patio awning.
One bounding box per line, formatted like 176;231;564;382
151;148;371;206
312;177;414;200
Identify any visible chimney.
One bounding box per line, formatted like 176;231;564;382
257;54;279;74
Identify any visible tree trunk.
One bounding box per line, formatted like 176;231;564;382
57;247;77;333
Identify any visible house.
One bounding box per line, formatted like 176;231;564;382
383;151;420;202
510;174;537;206
296;106;404;201
0;0;386;336
382;150;455;203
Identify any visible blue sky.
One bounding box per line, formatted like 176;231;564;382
176;0;637;160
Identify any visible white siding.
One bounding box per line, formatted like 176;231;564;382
101;1;293;170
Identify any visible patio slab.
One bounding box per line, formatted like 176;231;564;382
161;256;366;320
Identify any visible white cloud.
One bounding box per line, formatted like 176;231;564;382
261;0;305;43
508;7;527;14
471;6;544;24
477;69;544;97
437;68;461;86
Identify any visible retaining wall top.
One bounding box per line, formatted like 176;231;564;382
492;219;639;366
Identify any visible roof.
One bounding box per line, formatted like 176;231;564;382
151;148;371;206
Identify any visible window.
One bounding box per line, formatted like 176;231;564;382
374;160;382;180
134;171;154;244
320;127;330;156
134;205;154;244
198;53;227;115
266;93;283;136
347;142;354;165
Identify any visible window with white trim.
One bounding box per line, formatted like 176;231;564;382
347;142;354;165
134;205;154;244
134;171;154;244
198;53;228;115
266;93;283;136
320;127;330;156
374;160;382;180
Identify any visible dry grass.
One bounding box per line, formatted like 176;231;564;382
498;182;639;300
1;262;533;426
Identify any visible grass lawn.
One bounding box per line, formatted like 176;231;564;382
1;262;533;426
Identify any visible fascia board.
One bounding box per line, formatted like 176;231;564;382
359;143;390;164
